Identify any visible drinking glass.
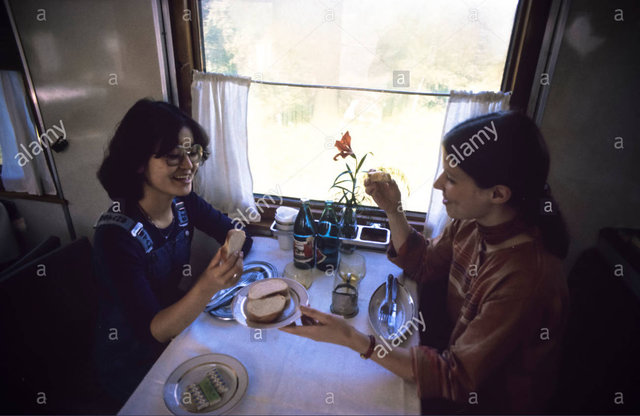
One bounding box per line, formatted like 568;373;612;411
330;252;366;317
337;251;366;285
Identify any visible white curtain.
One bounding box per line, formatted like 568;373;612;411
0;70;55;195
191;71;259;221
423;91;511;237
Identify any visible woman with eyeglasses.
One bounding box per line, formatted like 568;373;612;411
93;99;252;403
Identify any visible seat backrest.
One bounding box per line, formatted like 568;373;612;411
0;235;61;279
0;237;100;413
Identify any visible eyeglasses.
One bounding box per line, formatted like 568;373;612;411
163;144;204;166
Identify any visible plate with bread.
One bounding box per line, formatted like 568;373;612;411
231;277;308;329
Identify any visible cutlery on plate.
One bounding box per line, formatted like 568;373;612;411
387;276;398;336
378;274;394;330
205;285;246;311
207;272;253;307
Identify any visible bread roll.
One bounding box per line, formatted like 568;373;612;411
221;229;246;259
367;170;392;183
245;294;288;323
248;278;289;301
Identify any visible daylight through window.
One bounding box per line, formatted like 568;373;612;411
201;0;519;212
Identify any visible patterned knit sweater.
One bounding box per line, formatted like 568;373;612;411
388;219;568;413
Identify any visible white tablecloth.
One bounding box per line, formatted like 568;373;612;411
119;237;420;415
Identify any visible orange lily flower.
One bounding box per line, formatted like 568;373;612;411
333;131;354;160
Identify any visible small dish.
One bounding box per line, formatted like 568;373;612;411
231;277;309;329
163;353;248;415
368;279;416;342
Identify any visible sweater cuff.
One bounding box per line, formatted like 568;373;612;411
386;229;425;274
411;344;443;399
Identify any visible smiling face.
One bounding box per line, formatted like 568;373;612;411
433;151;498;221
142;126;198;200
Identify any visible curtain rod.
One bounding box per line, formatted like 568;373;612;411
250;79;450;97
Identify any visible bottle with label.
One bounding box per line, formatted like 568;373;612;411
316;201;341;272
293;198;316;269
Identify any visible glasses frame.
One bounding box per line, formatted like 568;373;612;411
163;143;204;167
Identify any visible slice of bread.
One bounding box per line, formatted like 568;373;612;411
248;278;289;301
221;229;246;259
367;170;392;183
245;294;288;323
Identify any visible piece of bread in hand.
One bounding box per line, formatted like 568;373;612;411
245;294;288;323
367;169;392;183
221;229;246;259
248;278;289;301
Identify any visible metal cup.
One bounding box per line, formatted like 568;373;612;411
330;282;358;318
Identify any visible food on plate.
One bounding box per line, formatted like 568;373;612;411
245;294;288;323
245;279;290;323
183;368;228;410
367;169;392;183
248;278;289;301
206;368;229;394
220;229;246;259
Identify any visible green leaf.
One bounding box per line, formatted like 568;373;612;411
334;170;350;180
355;152;369;174
345;163;355;182
329;179;352;189
332;185;353;194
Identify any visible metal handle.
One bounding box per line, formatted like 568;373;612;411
391;276;398;303
385;274;393;305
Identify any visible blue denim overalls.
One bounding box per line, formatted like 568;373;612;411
92;198;191;403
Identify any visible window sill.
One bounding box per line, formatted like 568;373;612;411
246;194;426;236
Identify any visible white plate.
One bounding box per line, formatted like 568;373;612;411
231;277;309;329
368;280;416;342
163;353;248;415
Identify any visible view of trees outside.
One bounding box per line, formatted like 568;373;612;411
201;0;518;212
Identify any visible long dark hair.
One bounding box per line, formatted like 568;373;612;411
443;110;570;259
97;99;210;202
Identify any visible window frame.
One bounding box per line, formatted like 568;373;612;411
170;0;553;233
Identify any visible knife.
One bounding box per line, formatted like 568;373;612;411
387;276;398;336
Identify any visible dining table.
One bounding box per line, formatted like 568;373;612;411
119;236;421;415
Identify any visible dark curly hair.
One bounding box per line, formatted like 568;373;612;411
97;98;210;202
443;110;570;259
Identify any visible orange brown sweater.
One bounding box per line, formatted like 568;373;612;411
388;219;569;413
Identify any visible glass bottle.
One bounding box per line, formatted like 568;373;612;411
293;198;316;269
316;201;341;271
340;205;358;253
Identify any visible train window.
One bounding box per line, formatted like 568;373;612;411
199;0;519;212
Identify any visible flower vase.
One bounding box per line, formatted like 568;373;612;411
340;205;358;253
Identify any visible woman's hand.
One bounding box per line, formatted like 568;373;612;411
200;248;243;295
364;178;403;215
365;177;412;252
279;305;355;347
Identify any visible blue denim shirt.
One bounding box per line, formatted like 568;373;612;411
92;192;252;402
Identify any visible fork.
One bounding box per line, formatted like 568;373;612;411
378;274;394;329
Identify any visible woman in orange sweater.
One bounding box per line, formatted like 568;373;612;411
281;111;570;413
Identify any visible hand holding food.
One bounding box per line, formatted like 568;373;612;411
366;169;392;183
364;171;402;214
220;229;246;260
201;242;243;294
